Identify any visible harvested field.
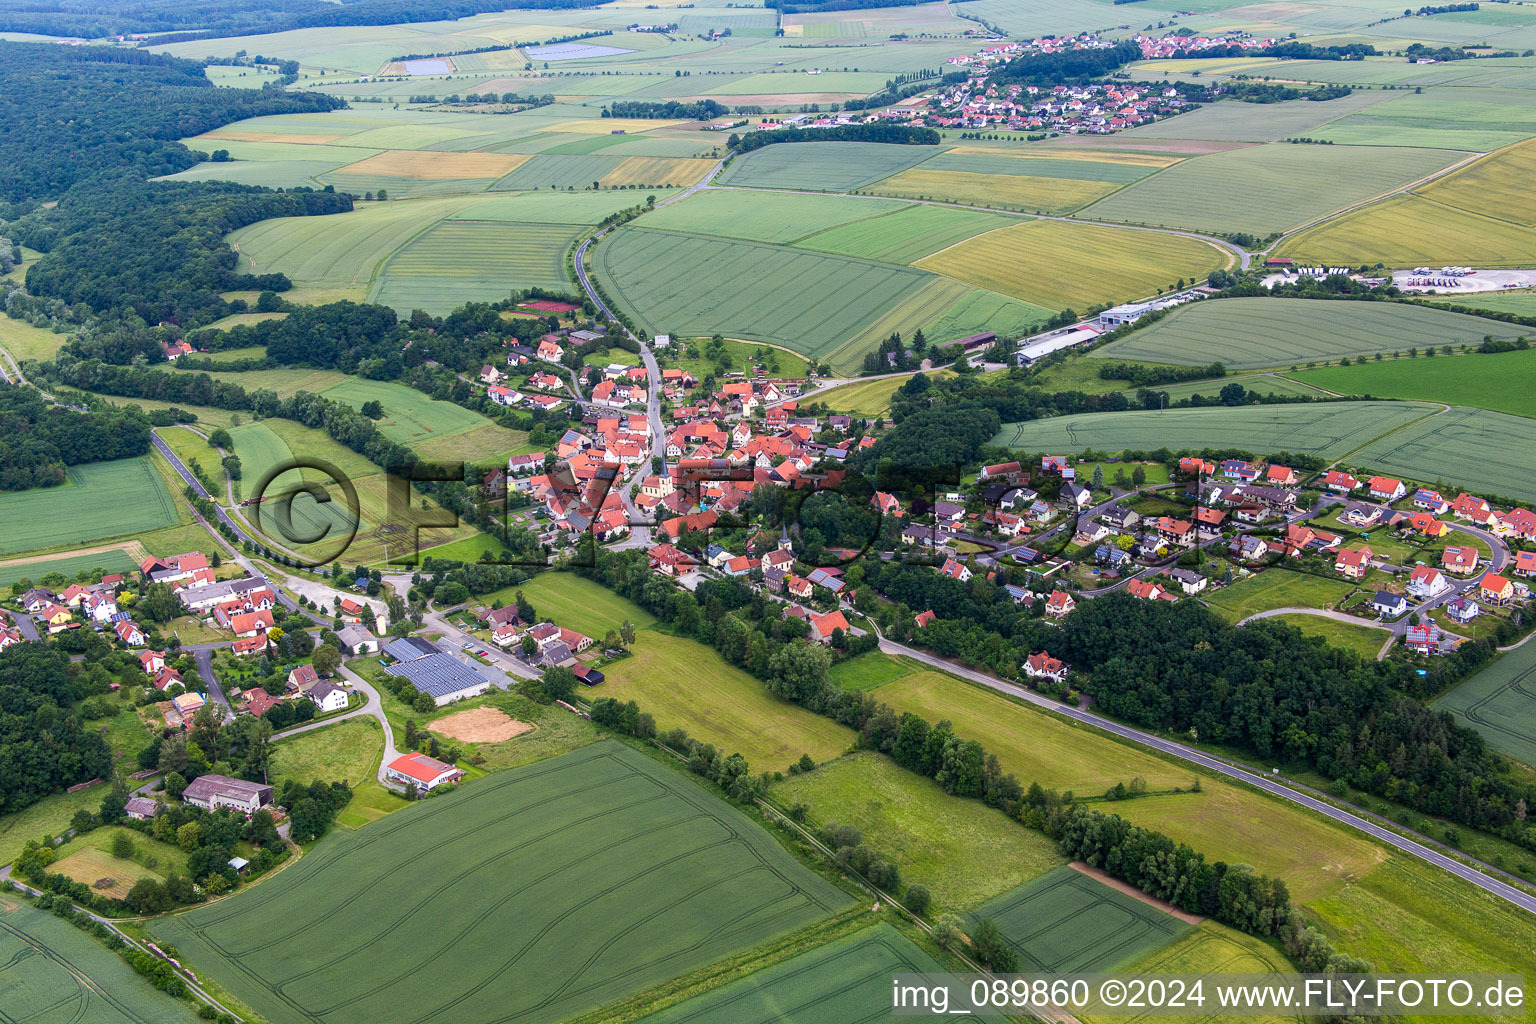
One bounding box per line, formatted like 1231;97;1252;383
334;150;530;179
432;706;533;743
52;846;160;900
598;156;716;187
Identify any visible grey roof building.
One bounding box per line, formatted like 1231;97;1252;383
385;652;492;706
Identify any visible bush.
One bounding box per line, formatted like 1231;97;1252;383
905;883;932;917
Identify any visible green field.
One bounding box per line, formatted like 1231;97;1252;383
795;203;1014;264
638;924;1003;1024
490;570;658;640
715;141;943;191
585;632;853;772
1436;638;1536;768
0;548;140;589
0;458;179;557
1314;88;1536;151
0;313;69;365
772;752;1064;911
0;900;201;1024
151;742;852;1024
370;219;581;314
1094;298;1529;370
1121;90;1395;143
818;370;955;416
321;378;487;443
596;226;933;373
1292;346;1536;417
827;651;916;691
993;401;1437;462
637;189;908;245
1203;571;1360;622
1438;290;1536;318
916;219;1229;312
1351;405;1536;504
968;866;1191;973
271;718;382;788
1272;613;1390;661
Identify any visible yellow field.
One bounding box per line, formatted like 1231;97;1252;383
1281;194;1536;267
200;130;346;145
819;369;957;414
917;220;1229;310
333;150;530;180
599;156;717;187
1415;137;1536;227
868;167;1120;215
948;145;1182;168
544;118;687;134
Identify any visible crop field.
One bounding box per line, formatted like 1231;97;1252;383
1123;91;1394;143
1081;143;1466;236
992;402;1438;462
599;156;717;188
151;742;852;1024
595;227;932;372
1314;88;1536;151
1350;405;1536;504
0;458;179;557
1416;137;1536;226
586;632;853;771
1439;290;1536;318
794;203;1014;264
968;866;1191;973
0;548;140;589
335;150;529;181
772;752;1063;911
715;141;944;191
321;379;487;443
1202;571;1360;623
639;189;907;245
916;219;1229;311
369;219;580;314
1280;193;1536;268
1293;347;1536;417
927;146;1178;179
497;570;658;639
868;167;1123;215
1091;298;1528;370
1437;639;1536;768
0;900;200;1024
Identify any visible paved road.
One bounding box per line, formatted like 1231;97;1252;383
878;638;1536;915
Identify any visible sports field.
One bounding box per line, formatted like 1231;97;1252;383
370;219;580;314
588;632;854;771
1350;405;1536;504
639;924;1005;1024
969;866;1191;973
1091;298;1527;370
992;402;1437;462
1293;347;1536;417
795;203;1014;264
151;742;852;1024
1080;143;1465;236
1437;641;1536;768
1202;572;1361;623
772;752;1064;910
0;900;201;1024
715;141;942;191
916;220;1229;312
0;458;180;557
0;547;140;589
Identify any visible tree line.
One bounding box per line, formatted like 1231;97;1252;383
728;123;940;154
604;99;730;120
0;381;152;490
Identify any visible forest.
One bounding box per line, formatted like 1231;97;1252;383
992;40;1141;87
0;643;113;817
0;382;152;490
604;100;730;121
727;123;940;153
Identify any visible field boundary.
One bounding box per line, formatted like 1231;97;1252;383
1067;861;1204;925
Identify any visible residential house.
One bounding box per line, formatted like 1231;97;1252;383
243;687;281;718
1045;590;1076;618
1094;544;1131;569
288;664;319;692
308;681;349;713
1334;546;1373;580
1164;568;1207;595
1073;520;1110;545
1371;591;1409;618
998;487;1037;511
1023;652;1067;684
914;609;937;628
1154;517;1196;548
386;752;465;792
1501;508;1536;541
229;610;275;638
1099;506;1140;534
1220;459;1260;482
1514;551;1536;578
809;610;849;644
1446;596;1481;623
939;558;972;582
1406;623;1444;655
1061;483;1093;510
1413;489;1450;514
1229;536;1270;562
1126;578;1168;601
181;774;273;815
1409;512;1449;538
1341;504;1382;528
1441;545;1480;574
873;491;903;517
1407;566;1449;598
1266;464;1297;487
1368;476;1407;502
786;574;813;600
124;797;161;821
113;620;147;647
1481;572;1515;607
140;649;166;674
1323;471;1360;493
1451;493;1493;524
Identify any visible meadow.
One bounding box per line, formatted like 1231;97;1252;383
0;900;201;1024
637;924;1006;1024
794;203;1014;264
1272;613;1390;661
637;189;908;245
369;219;581;314
826;651;917;691
916;219;1229;312
967;866;1191;973
271;718;383;789
584;632;853;771
491;570;658;640
1435;637;1536;768
1091;298;1527;370
1293;347;1536;417
150;742;852;1024
1202;571;1361;622
0;547;140;589
49;825;190;900
715;141;943;192
1439;290;1536;318
771;752;1064;911
320;379;496;445
1351;405;1536;504
0;313;68;365
992;401;1437;462
1080;143;1465;236
0;458;180;557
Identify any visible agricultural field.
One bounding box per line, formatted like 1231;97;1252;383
1416;137;1536;228
916;219;1229;312
321;379;494;444
772;752;1064;911
1436;635;1536;768
1202;571;1360;622
714;141;943;192
1120;90;1395;143
1080;143;1466;237
794;203;1015;264
1438;290;1536;318
1351;405;1536;505
1312;88;1536;151
1272;613;1391;661
369;219;581;314
637;189;908;245
0;547;141;589
826;651;917;691
1293;347;1536;418
992;402;1437;462
0;458;179;558
584;633;853;771
271;719;383;789
150;742;852;1024
639;923;1004;1024
1091;298;1528;370
968;866;1191;973
866;166;1123;216
0;899;202;1024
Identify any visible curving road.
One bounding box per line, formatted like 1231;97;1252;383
878;637;1536;915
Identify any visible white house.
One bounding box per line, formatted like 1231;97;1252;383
307;681;350;713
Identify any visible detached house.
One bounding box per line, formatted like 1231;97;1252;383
1323;471;1360;493
1480;572;1516;607
1408;566;1448;598
1023;652;1067;684
1045;590;1075;618
939;558;972;582
1368;476;1407;502
1334;546;1373;580
1441;545;1480;574
1371;591;1409;619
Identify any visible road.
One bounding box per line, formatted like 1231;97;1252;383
878;637;1536;915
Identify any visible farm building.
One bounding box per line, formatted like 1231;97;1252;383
385;752;465;793
383;636;494;706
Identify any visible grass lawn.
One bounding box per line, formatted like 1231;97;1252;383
0;787;110;866
1202;570;1359;622
584;632;854;773
1272;613;1390;661
271;718;383;789
336;780;410;829
1072;460;1170;488
827;651;916;691
138;522;227;559
663;337;811;382
486;571;657;641
402;531;514;568
0;313;70;364
772;752;1064;912
88;703;157;763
